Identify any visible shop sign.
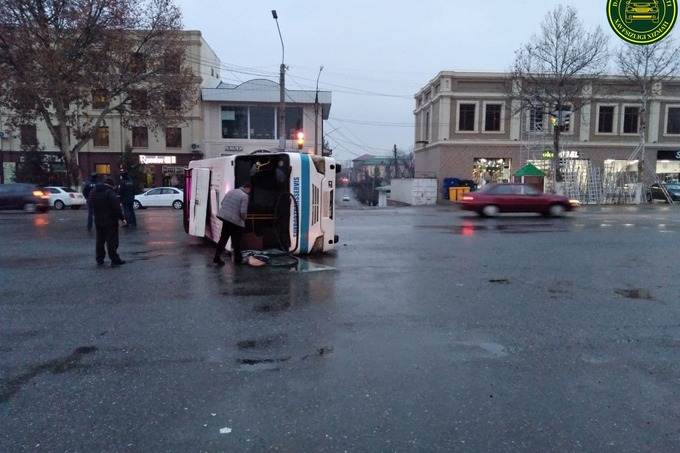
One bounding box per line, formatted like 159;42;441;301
139;155;176;165
657;150;680;160
543;150;580;159
163;165;184;174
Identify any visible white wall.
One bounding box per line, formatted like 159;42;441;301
390;179;438;205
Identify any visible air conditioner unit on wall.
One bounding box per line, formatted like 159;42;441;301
191;143;201;152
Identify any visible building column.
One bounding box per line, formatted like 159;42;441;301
439;98;451;141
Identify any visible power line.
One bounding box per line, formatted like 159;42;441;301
332;117;412;127
182;55;415;158
184;55;416;99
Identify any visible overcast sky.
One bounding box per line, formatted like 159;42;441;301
175;0;680;162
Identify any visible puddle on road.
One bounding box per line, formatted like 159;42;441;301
615;288;654;300
231;253;336;273
252;301;291;313
236;357;291;372
418;221;572;235
265;256;336;273
441;218;680;235
292;260;336;273
454;222;570;235
454;341;510;358
237;338;276;350
228;285;288;297
1;346;98;403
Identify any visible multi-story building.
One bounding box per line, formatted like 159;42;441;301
414;71;680;201
0;31;221;188
201;79;331;158
351;154;393;183
0;30;332;188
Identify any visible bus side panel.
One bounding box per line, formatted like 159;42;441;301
299;153;311;254
288;155;301;254
205;158;235;244
187;156;236;243
321;158;337;251
288;153;337;254
189;167;211;237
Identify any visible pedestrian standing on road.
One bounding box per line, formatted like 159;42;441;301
82;172;98;231
89;178;127;267
214;182;251;266
117;171;136;227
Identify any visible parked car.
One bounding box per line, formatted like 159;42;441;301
44;186;87;210
133;187;184;210
342;195;350;201
647;182;680;202
0;183;49;212
458;183;579;217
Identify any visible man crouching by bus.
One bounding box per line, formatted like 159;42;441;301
214;182;251;266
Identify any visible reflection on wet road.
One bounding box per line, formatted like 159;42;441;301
442;210;680;235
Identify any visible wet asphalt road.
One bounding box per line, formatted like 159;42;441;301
1;203;680;452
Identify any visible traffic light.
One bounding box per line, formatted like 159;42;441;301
296;130;304;149
561;113;570;131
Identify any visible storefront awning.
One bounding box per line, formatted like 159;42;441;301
514;163;546;177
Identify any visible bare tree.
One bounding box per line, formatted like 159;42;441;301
0;0;199;186
615;38;680;182
508;5;609;186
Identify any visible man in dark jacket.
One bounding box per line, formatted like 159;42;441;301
117;171;136;227
88;178;127;267
82;172;98;231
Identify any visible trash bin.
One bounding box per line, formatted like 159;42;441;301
442;178;460;200
448;186;471;201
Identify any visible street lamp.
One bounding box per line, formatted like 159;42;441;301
314;65;323;156
272;10;286;151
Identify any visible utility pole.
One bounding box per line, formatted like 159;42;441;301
314;65;323;156
272;10;286;151
0;133;4;184
393;144;398;180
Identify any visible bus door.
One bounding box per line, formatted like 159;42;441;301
189;168;210;237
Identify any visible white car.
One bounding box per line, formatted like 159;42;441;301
133;187;184;210
342;195;350;201
44;186;87;210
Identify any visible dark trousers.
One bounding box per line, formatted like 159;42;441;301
215;220;244;262
95;224;121;263
87;204;94;230
122;202;136;226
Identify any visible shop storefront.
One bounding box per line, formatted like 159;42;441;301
472;158;512;186
656;150;680;183
76;152;193;189
135;154;192;189
1;151;69;185
528;150;590;193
